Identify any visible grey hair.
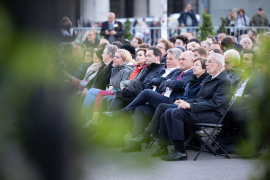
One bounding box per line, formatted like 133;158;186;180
224;49;240;64
240;37;252;45
201;41;211;48
211;53;225;68
167;48;183;59
105;44;118;58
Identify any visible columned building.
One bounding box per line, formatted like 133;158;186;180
81;0;198;23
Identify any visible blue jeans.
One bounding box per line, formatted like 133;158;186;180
82;88;101;121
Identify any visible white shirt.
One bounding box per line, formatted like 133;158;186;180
235;77;251;97
152;67;179;91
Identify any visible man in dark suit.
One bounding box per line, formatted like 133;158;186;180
161;53;232;161
100;12;124;43
178;4;198;28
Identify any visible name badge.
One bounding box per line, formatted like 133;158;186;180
113;24;118;28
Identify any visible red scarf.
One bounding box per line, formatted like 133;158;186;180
129;65;147;80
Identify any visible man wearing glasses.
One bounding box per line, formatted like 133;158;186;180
161;53;232;161
156;38;174;65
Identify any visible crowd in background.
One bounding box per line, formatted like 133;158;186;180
45;7;270;161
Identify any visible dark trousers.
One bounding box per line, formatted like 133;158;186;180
107;97;129;111
132;105;155;138
158;111;171;146
125;89;170;110
165;108;192;141
146;103;171;136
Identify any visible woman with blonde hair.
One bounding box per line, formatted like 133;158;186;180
81;49;135;127
55;16;77;46
186;42;200;51
226;10;237;35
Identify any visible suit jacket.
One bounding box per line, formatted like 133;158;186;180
100;21;124;42
165;69;193;91
186;71;232;124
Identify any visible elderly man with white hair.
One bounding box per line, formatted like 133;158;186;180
161;53;232;161
224;49;244;90
240;37;253;50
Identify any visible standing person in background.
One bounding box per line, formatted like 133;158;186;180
100;12;124;43
235;9;250;38
249;8;268;27
54;17;77;46
178;4;198;31
83;30;100;49
226;9;237;36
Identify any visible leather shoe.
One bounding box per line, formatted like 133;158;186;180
121;143;142;152
151;147;168;157
102;139;125;148
130;135;149;144
161;150;188;161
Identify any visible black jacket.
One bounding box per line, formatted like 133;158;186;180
178;10;198;26
83;37;100;48
100;21;124;42
186;71;232;124
167;73;208;109
116;63;165;102
226;67;244;91
85;61;112;90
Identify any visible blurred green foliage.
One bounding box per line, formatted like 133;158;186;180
198;12;215;41
240;33;270;180
124;18;133;40
217;17;227;35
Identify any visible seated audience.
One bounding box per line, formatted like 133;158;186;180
175;35;189;49
161;53;232;161
156;38;174;64
83;30;100;48
186;42;200;51
129;57;208;154
201;41;211;52
207;35;216;44
192;47;208;58
210;42;222;51
240;38;253;51
81;49;135;124
131;37;143;50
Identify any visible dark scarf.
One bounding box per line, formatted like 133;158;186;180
189;72;209;87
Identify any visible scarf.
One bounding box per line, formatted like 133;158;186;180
189;73;209;87
129;64;147;80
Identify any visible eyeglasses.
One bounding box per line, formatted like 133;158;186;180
206;60;219;64
85;55;91;58
225;61;231;65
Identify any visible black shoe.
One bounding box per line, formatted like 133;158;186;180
102;139;125;148
151;147;169;157
130;135;150;144
161;151;188;161
121;143;142;152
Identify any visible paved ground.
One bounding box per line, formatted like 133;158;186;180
81;137;259;180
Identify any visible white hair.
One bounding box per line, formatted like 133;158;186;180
210;53;224;68
224;49;240;64
240;37;252;45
